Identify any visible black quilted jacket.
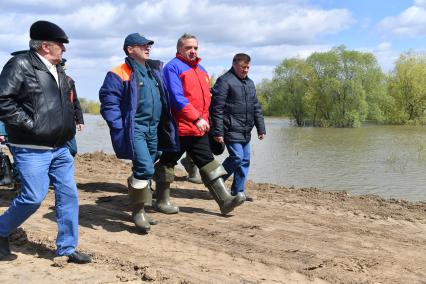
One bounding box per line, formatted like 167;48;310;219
210;68;266;143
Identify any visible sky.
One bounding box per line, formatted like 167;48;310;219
0;0;425;101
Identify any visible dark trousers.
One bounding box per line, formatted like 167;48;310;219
160;134;214;169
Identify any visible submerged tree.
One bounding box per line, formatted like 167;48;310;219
306;46;385;127
255;47;426;127
273;58;313;126
386;52;426;124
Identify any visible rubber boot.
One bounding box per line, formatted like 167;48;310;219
150;180;157;201
181;156;202;184
153;162;179;214
0;236;11;260
154;182;179;214
200;160;245;215
128;176;154;233
128;177;157;225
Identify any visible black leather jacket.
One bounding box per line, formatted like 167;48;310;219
0;50;75;147
210;68;266;143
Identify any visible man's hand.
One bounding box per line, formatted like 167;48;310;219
76;124;84;131
0;136;5;143
258;134;266;140
195;118;210;133
214;136;224;143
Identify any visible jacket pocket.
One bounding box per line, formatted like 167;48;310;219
224;115;231;131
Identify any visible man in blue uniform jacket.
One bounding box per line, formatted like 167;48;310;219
99;33;178;233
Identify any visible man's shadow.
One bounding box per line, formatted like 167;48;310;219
1;228;57;262
169;175;214;201
42;182;222;235
170;186;212;200
77;182;127;194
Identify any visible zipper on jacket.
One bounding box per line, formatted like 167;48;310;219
194;68;207;119
243;83;248;139
55;70;65;147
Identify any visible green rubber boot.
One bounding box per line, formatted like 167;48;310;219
153;162;179;214
154;182;179;214
200;160;245;215
181;156;202;184
128;176;155;232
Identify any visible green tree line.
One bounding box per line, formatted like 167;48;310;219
257;46;426;127
79;98;100;115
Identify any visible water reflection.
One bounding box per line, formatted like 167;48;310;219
77;115;426;201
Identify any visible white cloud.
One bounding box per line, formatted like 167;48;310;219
2;0;86;8
126;0;353;46
250;44;332;65
378;2;426;37
415;0;426;7
0;0;355;100
65;3;125;32
372;42;399;72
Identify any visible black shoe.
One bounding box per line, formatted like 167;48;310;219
67;251;91;264
0;236;11;260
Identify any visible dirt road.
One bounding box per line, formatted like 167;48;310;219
1;152;425;283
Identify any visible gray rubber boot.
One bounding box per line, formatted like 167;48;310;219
200;160;246;215
181;156;202;184
128;176;154;232
153;162;179;214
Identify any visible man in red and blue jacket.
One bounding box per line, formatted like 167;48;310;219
154;33;245;216
99;33;178;233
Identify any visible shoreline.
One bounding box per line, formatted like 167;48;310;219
0;151;425;283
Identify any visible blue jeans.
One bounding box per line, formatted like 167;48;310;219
133;129;158;180
65;137;78;157
222;142;250;195
0;146;79;256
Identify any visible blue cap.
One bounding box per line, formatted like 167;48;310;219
123;33;154;50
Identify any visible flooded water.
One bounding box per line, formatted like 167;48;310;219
77;115;426;201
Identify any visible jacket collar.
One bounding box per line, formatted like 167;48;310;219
230;67;249;82
28;50;49;71
125;57;163;73
176;53;201;68
26;50;65;75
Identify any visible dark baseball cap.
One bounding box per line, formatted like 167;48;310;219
123;33;154;50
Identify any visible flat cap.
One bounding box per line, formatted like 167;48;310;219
30;20;69;43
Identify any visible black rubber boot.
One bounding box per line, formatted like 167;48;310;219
200;160;245;215
0;236;11;260
181;156;202;184
128;176;154;233
154;182;179;214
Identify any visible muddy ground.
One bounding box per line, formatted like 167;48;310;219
0;152;425;284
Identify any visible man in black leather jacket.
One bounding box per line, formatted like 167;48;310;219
0;20;91;264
